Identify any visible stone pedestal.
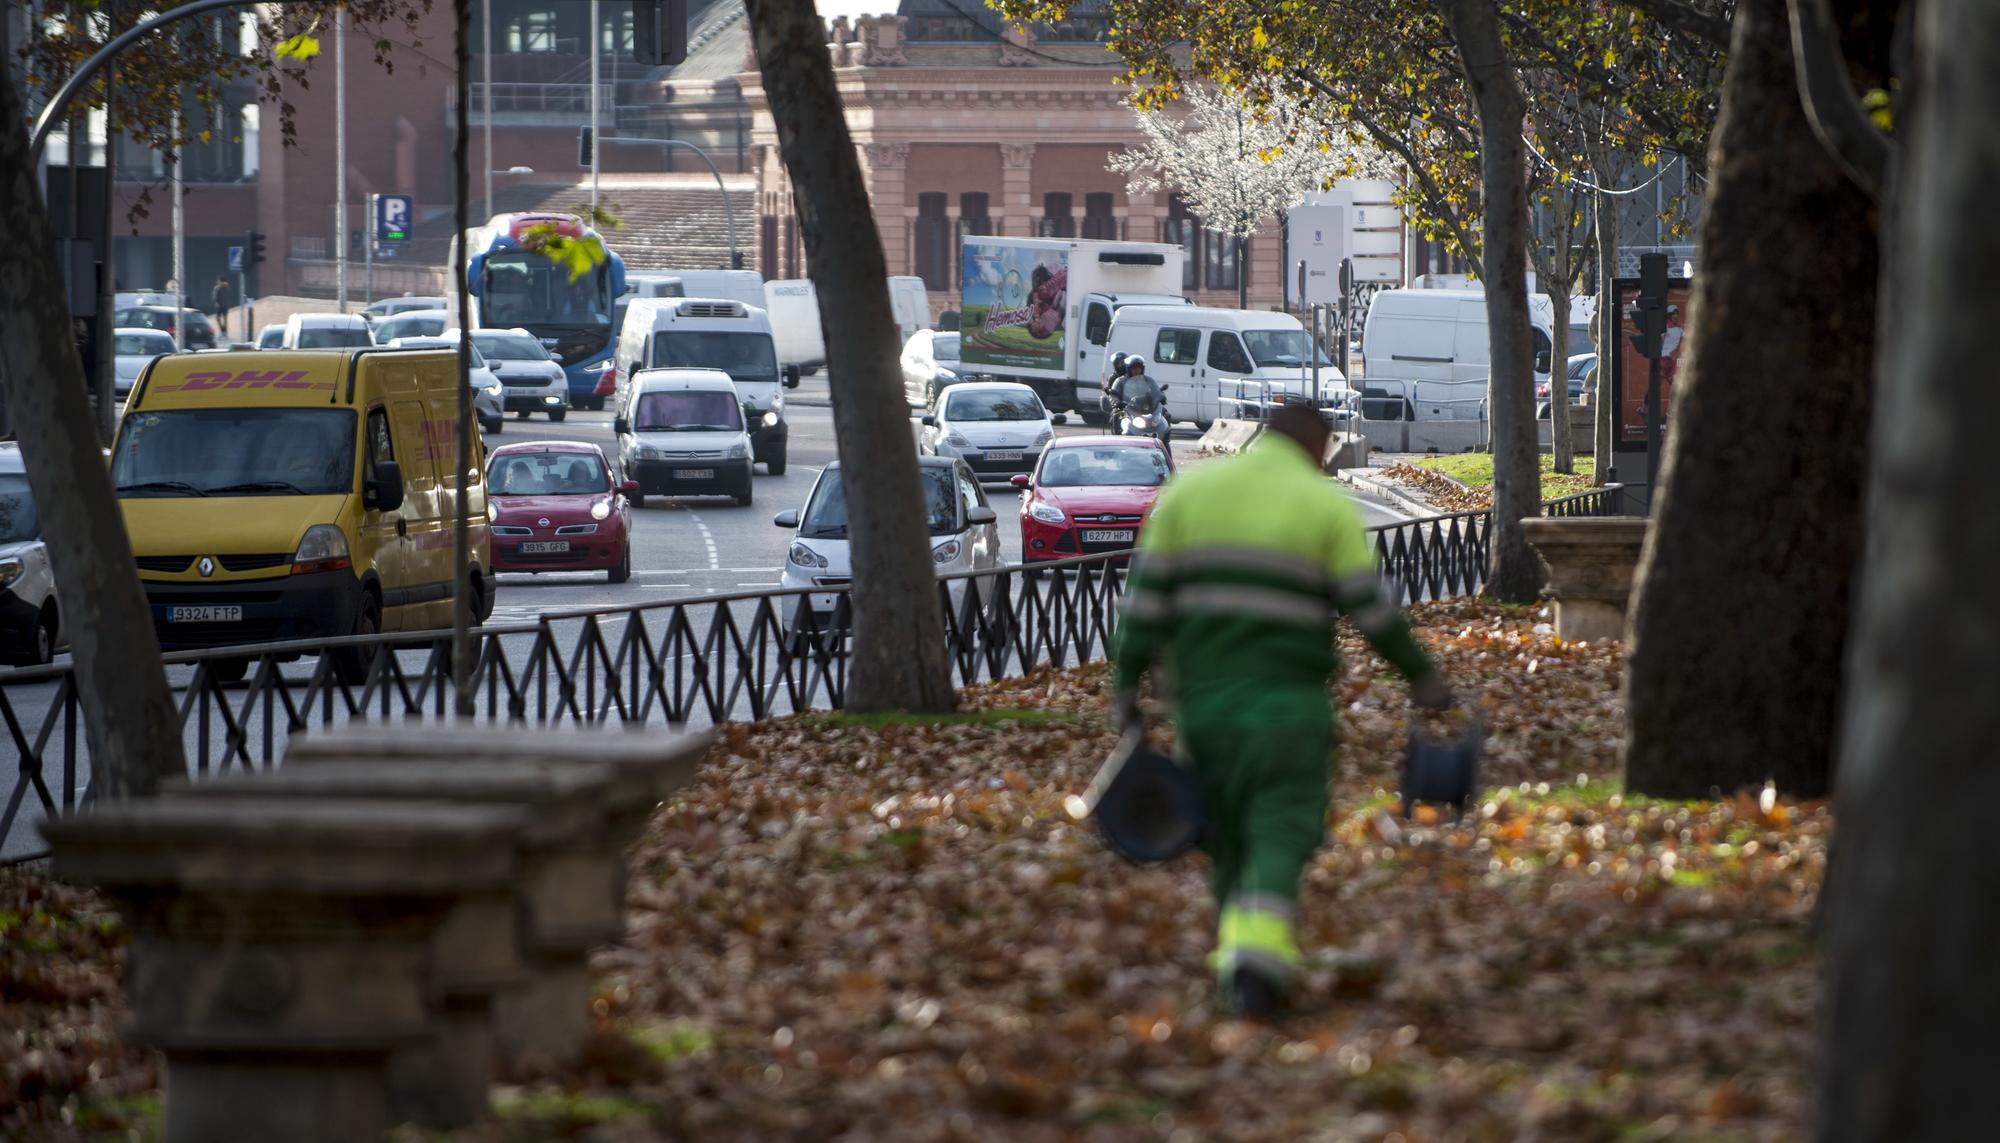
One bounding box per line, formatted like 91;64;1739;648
40;798;524;1143
1519;516;1651;642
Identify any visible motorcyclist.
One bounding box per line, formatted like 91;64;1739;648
1111;356;1164;436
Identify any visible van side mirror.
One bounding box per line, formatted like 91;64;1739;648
966;506;998;526
920;413;936;426
365;460;405;512
1534;348;1551;373
783;364;801;388
613;417;631;435
772;509;800;528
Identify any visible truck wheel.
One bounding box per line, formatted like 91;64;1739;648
209;656;250;684
766;451;787;476
334;594;382;685
735;488;755;507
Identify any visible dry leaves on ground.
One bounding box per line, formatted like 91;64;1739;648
1380;464;1492;514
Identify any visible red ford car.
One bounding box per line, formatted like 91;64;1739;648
486;441;637;582
1011;435;1175;563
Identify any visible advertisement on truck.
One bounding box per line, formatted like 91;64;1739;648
960;241;1070;372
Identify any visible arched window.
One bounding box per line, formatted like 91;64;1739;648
1081;192;1117;240
507;9;558;52
914;192;952;290
1038;193;1075;238
1162;194;1199;291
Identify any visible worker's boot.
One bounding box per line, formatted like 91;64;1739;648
1226;965;1286;1021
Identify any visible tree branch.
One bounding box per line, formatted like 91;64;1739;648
1609;0;1734;48
1787;0;1891;199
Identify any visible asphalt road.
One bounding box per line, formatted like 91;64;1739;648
0;376;1412;858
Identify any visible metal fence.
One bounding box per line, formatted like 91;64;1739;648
0;497;1623;859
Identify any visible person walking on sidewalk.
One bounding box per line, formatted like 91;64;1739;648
211;275;236;324
1111;400;1453;1018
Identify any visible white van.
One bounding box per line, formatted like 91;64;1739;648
1097;306;1348;428
763;279;826;374
1361;288;1557;414
282;312;374;349
887;275;931;345
613;368;756;508
615;297;800;474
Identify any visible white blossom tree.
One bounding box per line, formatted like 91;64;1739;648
1111;87;1391;307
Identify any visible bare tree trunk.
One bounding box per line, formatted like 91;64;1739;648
1547;283;1573;472
1590;140;1619;486
1439;0;1542;601
1623;0;1885;799
1821;2;1998;1134
0;70;184;795
742;0;955;712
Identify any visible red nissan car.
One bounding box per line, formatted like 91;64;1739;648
486;441;637;582
1012;435;1175;563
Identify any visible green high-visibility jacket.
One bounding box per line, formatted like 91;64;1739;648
1112;435;1434;728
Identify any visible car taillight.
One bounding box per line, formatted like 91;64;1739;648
594;366;615;397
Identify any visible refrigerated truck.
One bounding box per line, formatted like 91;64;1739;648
956;235;1188;418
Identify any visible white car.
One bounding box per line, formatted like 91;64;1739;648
387;336;505;434
113;327;177;399
919;381;1054;482
282;312;373;349
774;455;1001;627
614;368;754;507
372;310;448;344
464;327;569;422
255;323;285;350
0;444;60;665
363;295;448;320
900;329;963;407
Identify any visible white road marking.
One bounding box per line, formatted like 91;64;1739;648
688;512;721;570
632;567;780;575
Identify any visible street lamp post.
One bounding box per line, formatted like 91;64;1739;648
335;6;348;312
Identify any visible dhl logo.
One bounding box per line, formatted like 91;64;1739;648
152;370;336;393
411;418;483;466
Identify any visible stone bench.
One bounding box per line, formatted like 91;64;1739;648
40;798;527;1143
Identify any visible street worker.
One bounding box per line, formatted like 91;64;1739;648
1111;399;1453;1017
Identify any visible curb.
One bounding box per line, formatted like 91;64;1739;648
1336;469;1446;519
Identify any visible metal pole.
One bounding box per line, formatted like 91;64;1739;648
238;270;247;340
605;138;738;268
170;106;184;351
1310;304;1321;408
364;193;375;305
482;0;492;222
589;0;600;217
334;8;348;312
95;1;119;442
452;0;474;717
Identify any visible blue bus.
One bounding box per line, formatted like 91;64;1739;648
461;213;628;409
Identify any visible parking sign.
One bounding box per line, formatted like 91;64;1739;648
227;245;244;272
375;194;413;243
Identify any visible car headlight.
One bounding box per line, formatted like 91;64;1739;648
636;444;661;460
727;442;751;460
932;538;962;564
291;524;352;575
485;501;498;521
945;432;971;449
1029;502;1065;525
590;498;612;521
0;558;22;589
762;409;780;427
788;542;828;569
1032;427;1054;446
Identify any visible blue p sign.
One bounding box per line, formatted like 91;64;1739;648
376;195;413;243
227;245;244;272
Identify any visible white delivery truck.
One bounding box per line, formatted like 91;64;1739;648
957;235;1188;420
1360;288;1557;418
1098;306;1351;428
763;278;827;375
615;297;800;474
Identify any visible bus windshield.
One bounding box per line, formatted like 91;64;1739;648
481;251;609;328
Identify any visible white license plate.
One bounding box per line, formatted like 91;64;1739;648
520;541;570;553
673;468;716;479
169;605;242;623
505;386;543;396
985;450;1023;461
1081;529;1135;544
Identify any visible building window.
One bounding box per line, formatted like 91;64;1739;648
1038;193;1075;238
914;192;952;290
507;10;558;52
1163;195;1199;291
1081;192;1117;240
782;213;798;278
956;192;991;241
603;10;634;53
1204;225;1242;292
761;216;779;280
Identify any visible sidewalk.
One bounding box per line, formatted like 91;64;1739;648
1336;453;1453;518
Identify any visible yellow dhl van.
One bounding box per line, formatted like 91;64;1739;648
112;348;494;676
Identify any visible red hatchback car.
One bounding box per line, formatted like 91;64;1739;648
486;441;637;582
1012;435;1175;563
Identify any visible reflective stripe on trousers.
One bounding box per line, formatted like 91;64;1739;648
1211;892;1301;985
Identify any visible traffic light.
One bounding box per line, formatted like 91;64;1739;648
632;0;689;66
578;126;593;168
245;230;266;268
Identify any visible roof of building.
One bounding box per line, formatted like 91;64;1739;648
660;0;751;83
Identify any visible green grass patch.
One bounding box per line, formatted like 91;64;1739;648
628;1019;716;1062
1415;452;1596;492
799;707;1082;731
491;1088;653;1127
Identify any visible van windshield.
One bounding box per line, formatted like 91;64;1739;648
800;466;958;539
112;409;358;497
1242;329;1333;369
633;390;743;432
650;331;779;385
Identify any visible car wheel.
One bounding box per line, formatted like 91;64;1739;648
514;410;530;420
470;570;493;623
608;543;632;584
735;489;754;508
482;417;503;436
209;656;250;684
766;451;787;476
549;408;567;423
24;608;56;666
630;491;646;510
334;593;382;685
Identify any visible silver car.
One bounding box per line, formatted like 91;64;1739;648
466;328;569;423
112;327;177;399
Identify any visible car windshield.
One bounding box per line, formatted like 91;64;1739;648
376;313;446;341
488;452;607;496
933;334;961;362
1242;329;1333;369
1038;446;1171;488
801;467;958;539
257;328;283;349
650;331;780;385
945;390;1044;422
296;326;372;348
1569;355;1596;380
112;408;357;497
115;333;173;356
0;474;39;542
633;389;742;432
474;333;550;360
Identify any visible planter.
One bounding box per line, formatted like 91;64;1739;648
1518;516;1650;642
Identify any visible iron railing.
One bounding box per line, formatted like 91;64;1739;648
0;497;1623;860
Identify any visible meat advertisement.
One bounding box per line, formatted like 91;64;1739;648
960;242;1068;373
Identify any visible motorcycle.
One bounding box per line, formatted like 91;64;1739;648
1114;385;1172;441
